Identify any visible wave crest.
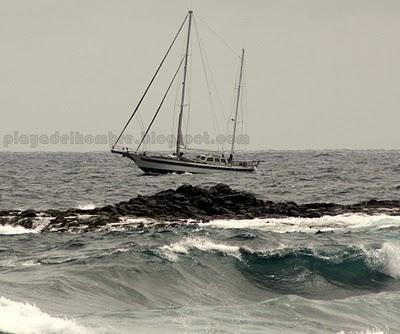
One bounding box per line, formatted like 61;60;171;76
154;237;400;295
0;224;38;235
365;242;400;279
156;237;241;262
205;214;400;234
0;296;89;334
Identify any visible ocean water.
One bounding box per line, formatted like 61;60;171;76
1;150;400;334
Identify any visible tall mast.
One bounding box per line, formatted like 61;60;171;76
230;48;245;158
176;10;193;156
112;13;189;150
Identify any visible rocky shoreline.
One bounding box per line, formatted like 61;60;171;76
1;183;400;233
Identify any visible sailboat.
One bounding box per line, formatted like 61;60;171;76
111;10;260;174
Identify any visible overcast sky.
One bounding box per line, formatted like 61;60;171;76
1;0;400;151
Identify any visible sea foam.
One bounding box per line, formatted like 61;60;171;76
158;237;241;262
0;296;89;334
337;328;387;334
205;214;400;234
77;203;96;210
365;242;400;279
0;224;38;235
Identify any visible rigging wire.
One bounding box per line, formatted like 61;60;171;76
196;14;241;59
176;10;193;155
226;59;242;140
170;81;179;150
194;17;228;136
170;34;187;150
237;60;244;152
113;13;189;148
238;56;246;153
243;61;249;152
184;32;193;153
239;76;245;152
136;56;185;152
193;16;220;150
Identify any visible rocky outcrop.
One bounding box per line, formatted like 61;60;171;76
1;183;400;232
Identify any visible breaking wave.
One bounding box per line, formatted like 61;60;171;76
365;242;400;279
204;214;400;233
0;224;38;235
156;236;241;261
0;297;89;334
337;328;388;334
154;237;400;288
77;203;96;210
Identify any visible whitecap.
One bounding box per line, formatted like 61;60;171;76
0;224;38;235
157;237;241;262
0;296;90;334
77;203;96;210
108;248;130;255
204;214;400;234
364;242;400;279
0;257;40;268
337;327;387;334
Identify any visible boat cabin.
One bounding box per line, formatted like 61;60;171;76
196;154;228;165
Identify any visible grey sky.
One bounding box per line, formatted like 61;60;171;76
1;0;400;151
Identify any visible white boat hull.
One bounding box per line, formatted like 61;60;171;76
112;150;256;174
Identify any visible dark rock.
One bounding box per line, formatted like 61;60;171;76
176;184;200;196
2;183;400;233
209;183;235;195
192;197;213;211
18;218;34;229
20;209;37;218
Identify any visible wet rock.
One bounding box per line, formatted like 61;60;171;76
2;183;400;233
20;209;37;218
18;218;34;229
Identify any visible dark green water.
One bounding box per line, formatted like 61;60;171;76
1;151;399;333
